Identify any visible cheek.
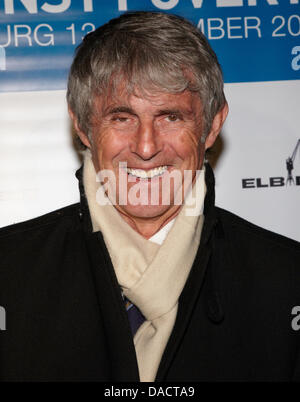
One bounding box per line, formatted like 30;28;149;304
171;129;201;159
92;129;128;168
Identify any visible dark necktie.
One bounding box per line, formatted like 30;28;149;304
123;295;145;336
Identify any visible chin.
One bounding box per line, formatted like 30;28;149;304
120;204;175;220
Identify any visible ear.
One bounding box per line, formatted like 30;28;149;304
205;102;229;150
68;108;92;149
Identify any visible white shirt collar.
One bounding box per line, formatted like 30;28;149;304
148;219;175;245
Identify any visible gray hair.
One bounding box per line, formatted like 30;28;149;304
67;11;226;140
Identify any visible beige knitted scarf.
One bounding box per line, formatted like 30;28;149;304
83;151;206;381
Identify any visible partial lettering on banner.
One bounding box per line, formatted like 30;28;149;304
2;0;94;14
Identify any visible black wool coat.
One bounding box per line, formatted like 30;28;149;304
0;164;299;382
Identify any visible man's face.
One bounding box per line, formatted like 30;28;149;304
83;86;222;224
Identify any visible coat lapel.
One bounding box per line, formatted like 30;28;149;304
155;241;212;381
84;230;140;381
155;163;218;381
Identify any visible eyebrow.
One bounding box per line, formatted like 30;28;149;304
103;106;193;117
104;106;135;115
155;109;183;116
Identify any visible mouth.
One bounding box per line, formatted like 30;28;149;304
126;166;168;179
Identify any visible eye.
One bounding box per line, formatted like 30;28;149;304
112;116;129;123
166;114;180;122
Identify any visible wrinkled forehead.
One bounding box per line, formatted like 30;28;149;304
92;78;203;116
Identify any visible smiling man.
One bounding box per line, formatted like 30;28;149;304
0;12;300;382
72;85;225;237
68;13;228;239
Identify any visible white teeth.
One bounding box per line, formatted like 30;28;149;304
126;166;168;179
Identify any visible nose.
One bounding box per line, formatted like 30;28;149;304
130;120;161;160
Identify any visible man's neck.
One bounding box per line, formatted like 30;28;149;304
115;205;182;239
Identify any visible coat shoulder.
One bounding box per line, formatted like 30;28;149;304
0;203;81;240
215;206;300;253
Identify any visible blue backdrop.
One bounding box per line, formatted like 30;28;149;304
0;0;299;92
